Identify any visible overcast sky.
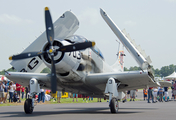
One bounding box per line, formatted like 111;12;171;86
0;0;176;71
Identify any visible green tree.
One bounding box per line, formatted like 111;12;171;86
41;67;51;73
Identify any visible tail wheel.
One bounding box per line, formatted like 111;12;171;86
110;97;118;113
24;99;33;114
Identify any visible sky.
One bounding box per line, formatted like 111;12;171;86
0;0;176;71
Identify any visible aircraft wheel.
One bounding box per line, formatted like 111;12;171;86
110;97;118;113
24;99;33;114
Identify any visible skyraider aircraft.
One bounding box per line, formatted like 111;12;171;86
6;7;159;114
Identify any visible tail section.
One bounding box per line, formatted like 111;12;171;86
111;43;125;72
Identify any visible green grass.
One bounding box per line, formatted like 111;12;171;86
50;98;107;104
0;98;142;107
0;98;107;107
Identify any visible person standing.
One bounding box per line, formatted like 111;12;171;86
82;94;88;103
21;86;25;99
3;80;9;103
73;93;78;102
164;87;169;102
0;80;5;104
148;87;154;103
25;86;29;99
16;83;21;102
38;89;45;103
158;87;163;102
127;90;130;99
8;81;14;103
130;89;136;101
143;88;148;101
57;91;62;103
153;87;158;102
97;98;101;102
173;81;176;101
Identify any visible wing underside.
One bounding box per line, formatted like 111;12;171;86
85;70;158;91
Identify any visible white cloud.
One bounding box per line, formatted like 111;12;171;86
0;14;33;24
78;8;100;25
124;20;136;27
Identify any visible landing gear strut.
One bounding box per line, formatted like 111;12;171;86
24;78;40;114
110;97;119;113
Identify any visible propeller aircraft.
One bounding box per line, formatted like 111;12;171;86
6;7;160;114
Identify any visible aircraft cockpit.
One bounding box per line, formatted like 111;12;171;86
64;35;88;43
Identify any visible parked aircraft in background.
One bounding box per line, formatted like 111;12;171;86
6;7;160;114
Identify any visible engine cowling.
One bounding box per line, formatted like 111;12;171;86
41;39;81;74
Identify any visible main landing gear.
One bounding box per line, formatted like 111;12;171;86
110;97;119;113
24;78;40;114
105;77;120;113
24;99;34;114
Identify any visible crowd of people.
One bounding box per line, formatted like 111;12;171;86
0;79;29;104
141;80;176;103
0;78;101;104
123;80;176;103
2;77;176;104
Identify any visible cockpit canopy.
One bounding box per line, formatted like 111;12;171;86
65;35;104;60
65;35;87;43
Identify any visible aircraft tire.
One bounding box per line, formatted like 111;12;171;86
110;97;118;113
24;99;33;114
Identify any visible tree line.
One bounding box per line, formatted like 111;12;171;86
1;64;176;77
0;67;51;75
124;64;176;77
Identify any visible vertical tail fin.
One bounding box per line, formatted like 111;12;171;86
111;43;125;72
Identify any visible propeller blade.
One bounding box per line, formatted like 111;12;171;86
45;7;54;46
57;41;95;52
9;51;45;60
50;55;57;94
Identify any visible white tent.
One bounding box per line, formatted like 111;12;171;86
164;71;176;80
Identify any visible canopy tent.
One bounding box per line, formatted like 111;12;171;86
164;71;176;80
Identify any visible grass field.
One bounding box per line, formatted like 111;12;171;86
0;98;142;107
0;98;107;107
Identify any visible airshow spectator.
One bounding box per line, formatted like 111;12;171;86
97;98;101;102
173;81;176;101
143;88;148;101
38;89;45;103
127;90;130;99
21;86;25;99
3;80;9;103
73;93;78;102
130;89;136;101
25;86;29;99
164;87;169;102
8;81;14;103
57;91;62;103
0;80;5;104
153;87;158;102
12;81;16;92
89;96;93;101
158;87;163;102
16;83;21;102
82;94;88;103
148;87;154;103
